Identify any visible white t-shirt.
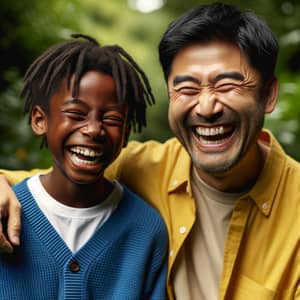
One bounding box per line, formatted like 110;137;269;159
27;174;122;253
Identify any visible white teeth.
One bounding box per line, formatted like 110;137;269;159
196;126;228;136
199;137;228;145
71;155;98;166
70;147;103;158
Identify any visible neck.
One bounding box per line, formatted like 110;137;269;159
196;141;269;193
40;173;112;208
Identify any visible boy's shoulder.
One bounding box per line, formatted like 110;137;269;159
12;178;33;206
121;184;163;216
119;183;167;232
12;177;30;192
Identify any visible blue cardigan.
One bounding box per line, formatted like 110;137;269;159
0;179;168;300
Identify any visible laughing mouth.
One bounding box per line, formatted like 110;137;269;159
194;125;235;145
69;146;104;166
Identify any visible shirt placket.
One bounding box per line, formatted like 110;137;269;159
218;196;253;300
167;183;196;299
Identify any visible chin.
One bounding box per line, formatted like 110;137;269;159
194;156;239;174
67;173;102;186
199;163;233;174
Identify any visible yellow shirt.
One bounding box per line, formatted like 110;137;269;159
3;130;300;299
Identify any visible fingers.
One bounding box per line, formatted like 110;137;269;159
0;215;14;254
7;199;21;247
0;174;21;253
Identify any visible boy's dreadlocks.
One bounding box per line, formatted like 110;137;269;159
21;34;155;139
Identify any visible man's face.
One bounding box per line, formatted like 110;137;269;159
33;71;129;185
167;40;276;176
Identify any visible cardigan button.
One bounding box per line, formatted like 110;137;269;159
69;260;80;273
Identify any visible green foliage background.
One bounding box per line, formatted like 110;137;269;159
1;0;300;169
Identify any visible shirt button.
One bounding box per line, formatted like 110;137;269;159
179;226;187;234
169;250;174;257
186;185;189;193
262;202;269;210
172;179;178;187
69;260;80;273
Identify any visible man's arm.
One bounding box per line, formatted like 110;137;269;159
0;168;51;253
0;175;21;253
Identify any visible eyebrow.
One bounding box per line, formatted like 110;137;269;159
173;75;200;86
61;98;83;106
212;72;245;84
172;72;245;86
61;98;126;114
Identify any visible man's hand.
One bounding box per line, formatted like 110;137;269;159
0;175;21;253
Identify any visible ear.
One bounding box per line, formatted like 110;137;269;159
264;77;279;114
31;106;48;136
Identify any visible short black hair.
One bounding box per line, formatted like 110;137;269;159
158;2;278;85
21;34;154;138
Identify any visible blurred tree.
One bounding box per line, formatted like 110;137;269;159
1;0;300;169
0;0;83;168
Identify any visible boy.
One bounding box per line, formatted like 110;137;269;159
0;34;168;299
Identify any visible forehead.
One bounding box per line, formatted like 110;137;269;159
75;71;116;95
50;71;128;111
168;40;258;83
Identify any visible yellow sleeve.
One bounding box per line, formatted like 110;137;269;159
0;168;51;185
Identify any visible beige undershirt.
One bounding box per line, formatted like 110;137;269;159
173;167;243;300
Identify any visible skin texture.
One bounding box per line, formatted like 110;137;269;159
167;40;278;192
31;71;129;208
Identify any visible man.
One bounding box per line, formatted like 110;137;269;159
1;2;300;299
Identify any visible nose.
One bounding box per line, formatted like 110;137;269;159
82;117;104;139
194;88;224;118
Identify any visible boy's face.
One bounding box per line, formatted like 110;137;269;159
32;70;129;185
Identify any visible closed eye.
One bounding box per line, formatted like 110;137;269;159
63;110;86;121
174;87;200;96
103;115;124;126
214;83;241;93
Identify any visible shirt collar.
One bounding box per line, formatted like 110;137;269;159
168;146;192;195
247;130;286;216
167;130;287;216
